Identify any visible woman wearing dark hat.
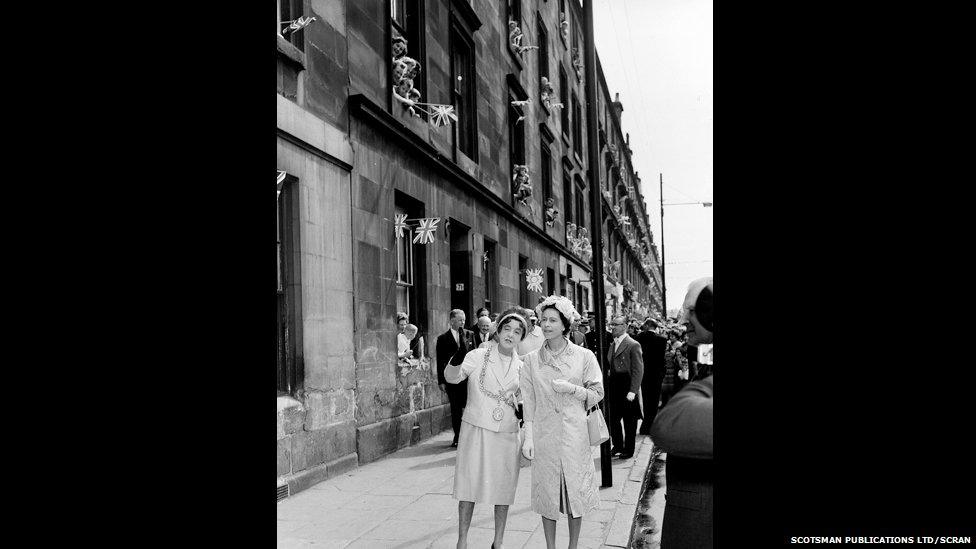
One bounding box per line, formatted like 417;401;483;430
444;308;529;549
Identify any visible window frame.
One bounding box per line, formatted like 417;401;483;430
540;140;553;214
518;254;529;307
537;14;549;81
483;238;497;312
279;0;306;52
563;169;573;226
277;172;304;398
450;21;478;160
390;0;427;118
394;191;430;337
572;91;582;154
574;175;586;233
559;66;570;139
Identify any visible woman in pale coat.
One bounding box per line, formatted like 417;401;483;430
444;309;528;549
520;296;604;549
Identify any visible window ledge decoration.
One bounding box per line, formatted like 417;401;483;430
281;16;315;35
620;215;631;227
544;198;559;228
392;28;458;126
571;48;584;80
540;77;560;111
565;223;592;262
276;170;287;200
605;260;620;285
525;268;545;293
398;356;431;375
623;280;635;302
559;13;569;46
509;21;540;56
512;165;534;212
511;99;530;125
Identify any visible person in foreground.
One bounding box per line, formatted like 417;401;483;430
444;309;529;549
650;277;714;549
520;295;604;549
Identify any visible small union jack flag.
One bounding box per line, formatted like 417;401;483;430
412;217;440;244
281;16;315;35
394;213;409;239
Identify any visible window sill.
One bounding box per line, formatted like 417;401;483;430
574;151;584;170
561;132;571;149
277;35;306;70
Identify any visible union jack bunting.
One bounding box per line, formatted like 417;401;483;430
412;217;440;244
429;104;458;127
394;213;409;239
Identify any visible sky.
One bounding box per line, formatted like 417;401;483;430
591;0;713;315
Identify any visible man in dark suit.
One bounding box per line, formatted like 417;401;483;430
584;313;609;359
635;318;668;435
472;315;492;348
436;309;474;447
606;314;644;459
651;277;714;549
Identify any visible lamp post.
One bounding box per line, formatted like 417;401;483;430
659;173;712;317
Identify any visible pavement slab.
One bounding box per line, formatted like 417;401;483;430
277;428;656;549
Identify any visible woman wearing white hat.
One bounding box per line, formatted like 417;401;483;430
520;295;605;549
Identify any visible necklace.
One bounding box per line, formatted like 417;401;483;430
479;345;515;421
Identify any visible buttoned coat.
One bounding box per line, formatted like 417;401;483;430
521;342;604;519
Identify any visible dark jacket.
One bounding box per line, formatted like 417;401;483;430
606;334;644;394
473;330;491;348
635;331;668;384
650;376;713;549
435;328;475;385
585;330;609;366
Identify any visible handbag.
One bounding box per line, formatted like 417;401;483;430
586;404;610;446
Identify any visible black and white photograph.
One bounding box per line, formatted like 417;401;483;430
267;0;976;548
276;1;712;547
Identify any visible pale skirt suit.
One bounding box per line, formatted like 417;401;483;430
521;341;604;519
445;344;523;505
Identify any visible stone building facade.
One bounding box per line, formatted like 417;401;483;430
276;0;662;500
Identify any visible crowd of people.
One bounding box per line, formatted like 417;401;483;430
392;277;714;549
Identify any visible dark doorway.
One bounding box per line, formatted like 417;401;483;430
449;219;472;316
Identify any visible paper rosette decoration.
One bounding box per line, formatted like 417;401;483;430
394;213;408;239
412;217;440;244
525;268;544;293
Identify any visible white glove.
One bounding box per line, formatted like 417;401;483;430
551;379;577;394
626;392;636;402
553;379;588;403
521;422;534;460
